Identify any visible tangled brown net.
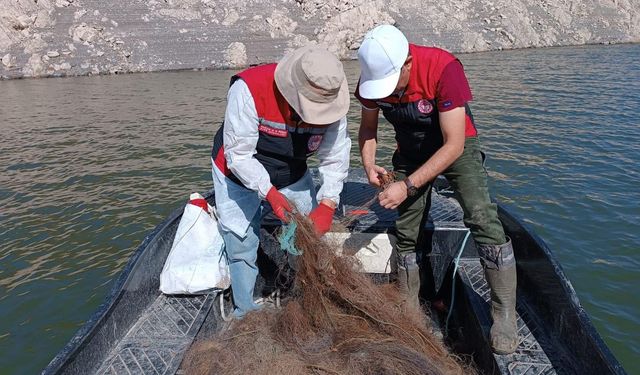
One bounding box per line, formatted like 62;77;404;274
183;205;471;375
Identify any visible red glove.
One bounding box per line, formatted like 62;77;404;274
266;187;292;222
308;202;335;236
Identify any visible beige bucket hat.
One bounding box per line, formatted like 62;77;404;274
274;45;350;125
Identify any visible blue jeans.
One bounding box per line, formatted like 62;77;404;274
221;205;265;318
214;171;317;318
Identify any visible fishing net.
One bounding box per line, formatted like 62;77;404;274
183;172;472;375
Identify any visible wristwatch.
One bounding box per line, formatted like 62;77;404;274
404;178;419;197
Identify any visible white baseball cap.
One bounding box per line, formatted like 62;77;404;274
357;25;409;99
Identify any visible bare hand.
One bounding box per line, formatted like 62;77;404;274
365;165;387;187
378;181;408;209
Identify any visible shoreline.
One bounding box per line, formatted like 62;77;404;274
2;0;639;80
3;42;637;82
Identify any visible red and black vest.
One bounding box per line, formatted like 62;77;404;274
366;44;478;169
212;64;328;189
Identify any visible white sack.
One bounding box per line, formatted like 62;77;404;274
160;193;230;294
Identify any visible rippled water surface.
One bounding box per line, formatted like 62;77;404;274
1;44;638;374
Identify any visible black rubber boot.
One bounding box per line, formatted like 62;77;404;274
397;252;420;308
479;239;518;354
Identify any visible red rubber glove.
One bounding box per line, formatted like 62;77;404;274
266;187;292;222
308;202;335;236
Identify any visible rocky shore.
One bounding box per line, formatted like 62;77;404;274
1;0;639;79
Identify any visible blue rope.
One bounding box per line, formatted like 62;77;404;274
445;229;471;333
278;221;302;255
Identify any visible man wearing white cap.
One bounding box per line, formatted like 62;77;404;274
211;45;351;318
355;25;518;354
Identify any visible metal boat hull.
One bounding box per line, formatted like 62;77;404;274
43;170;626;375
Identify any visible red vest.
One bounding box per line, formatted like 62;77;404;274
212;64;327;189
377;44;477;138
357;44;477;168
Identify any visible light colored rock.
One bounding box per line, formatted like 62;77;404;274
34;9;54;28
70;23;102;43
223;41;247;68
16;15;32;30
24;54;45;77
23;33;48;54
2;53;14;67
1;0;639;78
74;9;87;20
250;9;298;39
158;8;201;21
47;50;60;57
287;34;315;49
221;8;240;26
316;2;395;58
265;10;297;38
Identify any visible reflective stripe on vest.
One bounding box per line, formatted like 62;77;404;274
211;64;328;189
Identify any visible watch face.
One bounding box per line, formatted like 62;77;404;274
408;186;418;197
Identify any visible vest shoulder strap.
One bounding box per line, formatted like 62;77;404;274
233;64;291;124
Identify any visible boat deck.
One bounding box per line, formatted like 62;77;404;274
95;294;216;374
94;173;558;375
459;259;561;374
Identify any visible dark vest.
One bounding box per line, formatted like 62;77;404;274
212;64;328;189
372;45;478;169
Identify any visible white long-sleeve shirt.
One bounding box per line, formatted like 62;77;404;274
222;79;351;204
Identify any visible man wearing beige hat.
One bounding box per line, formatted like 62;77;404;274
355;25;518;354
211;45;351;318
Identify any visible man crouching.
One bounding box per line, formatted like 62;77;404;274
211;46;351;318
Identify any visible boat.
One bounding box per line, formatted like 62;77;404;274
42;169;627;375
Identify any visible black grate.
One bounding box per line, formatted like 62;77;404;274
96;294;215;375
334;170;466;232
459;260;564;375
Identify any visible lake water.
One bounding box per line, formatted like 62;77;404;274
1;44;638;374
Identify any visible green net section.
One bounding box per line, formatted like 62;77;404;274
277;220;301;255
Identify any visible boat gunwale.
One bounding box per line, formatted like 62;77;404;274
497;203;626;374
41;180;626;374
41;192;208;374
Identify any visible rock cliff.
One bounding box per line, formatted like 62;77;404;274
1;0;639;79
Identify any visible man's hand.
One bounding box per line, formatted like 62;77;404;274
378;181;408;209
308;201;336;236
365;164;388;187
266;187;292;221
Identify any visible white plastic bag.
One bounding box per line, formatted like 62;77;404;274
160;193;231;294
